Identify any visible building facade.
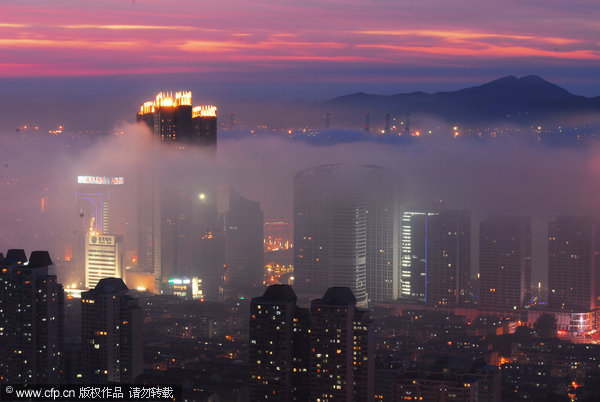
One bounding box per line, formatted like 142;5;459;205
479;215;531;308
401;207;471;306
81;278;142;383
249;285;374;401
0;250;63;384
136;92;219;295
294;164;400;308
548;216;600;311
84;232;123;289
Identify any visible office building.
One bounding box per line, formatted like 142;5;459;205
136;91;219;294
84;231;123;289
81;278;142;383
0;250;63;384
400;206;471;306
479;215;531;308
222;186;264;300
548;216;600;310
296;164;401;308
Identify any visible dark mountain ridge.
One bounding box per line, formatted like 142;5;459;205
325;75;600;127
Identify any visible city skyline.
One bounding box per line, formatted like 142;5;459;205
3;0;600;399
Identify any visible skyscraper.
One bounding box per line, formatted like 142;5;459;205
249;285;300;400
548;216;600;310
222;186;264;300
309;287;374;402
0;250;63;384
400;206;471;306
136;91;218;294
136;91;217;147
479;215;531;308
294;164;399;308
81;278;142;383
363;165;401;304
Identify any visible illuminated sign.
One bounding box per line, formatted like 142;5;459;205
78;176;124;185
90;235;114;246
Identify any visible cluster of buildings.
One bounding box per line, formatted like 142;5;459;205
294;172;600;336
0;249;142;384
249;284;373;401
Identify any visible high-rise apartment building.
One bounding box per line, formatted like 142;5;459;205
294;164;400;308
0;250;63;384
81;278;142;383
479;215;531;308
136;92;219;294
548;216;600;310
309;287;374;402
84;231;123;289
400;207;471;306
249;285;300;401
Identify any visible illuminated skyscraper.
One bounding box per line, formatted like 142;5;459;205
84;231;123;289
400;207;471;306
136;91;217;147
479;215;531;308
0;250;63;384
548;216;600;310
136;92;218;294
81;278;142;383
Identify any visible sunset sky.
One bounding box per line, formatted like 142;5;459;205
1;0;599;97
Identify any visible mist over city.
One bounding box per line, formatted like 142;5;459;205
2;0;600;401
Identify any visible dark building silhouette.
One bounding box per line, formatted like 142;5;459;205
81;278;142;383
222;186;264;300
401;206;471;306
363;166;402;304
479;215;531;308
0;250;63;384
249;285;373;401
548;216;600;310
136;92;219;295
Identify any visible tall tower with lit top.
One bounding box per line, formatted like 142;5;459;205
136;92;219;295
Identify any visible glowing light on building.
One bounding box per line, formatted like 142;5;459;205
192;105;217;118
138;91;192;114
